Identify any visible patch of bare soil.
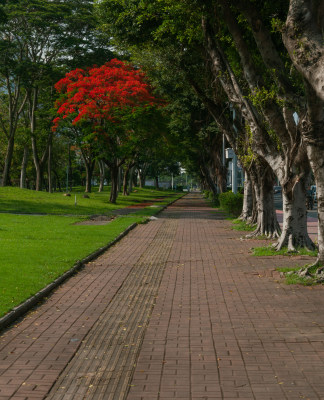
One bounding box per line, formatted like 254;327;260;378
75;215;115;225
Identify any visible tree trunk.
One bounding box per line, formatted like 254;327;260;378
128;166;135;193
123;165;130;196
118;166;123;192
31;135;44;191
110;164;119;203
48;141;52;193
139;170;146;188
154;176;159;190
84;160;95;193
274;180;314;251
240;171;254;222
20;144;29;189
307;144;324;264
98;160;105;192
53;170;62;192
2;135;15;186
247;163;281;239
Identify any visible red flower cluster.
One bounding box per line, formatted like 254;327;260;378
52;59;160;132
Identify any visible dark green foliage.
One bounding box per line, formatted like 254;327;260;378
219;191;243;217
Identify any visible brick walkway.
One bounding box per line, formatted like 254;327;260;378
1;193;324;399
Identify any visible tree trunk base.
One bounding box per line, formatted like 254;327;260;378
273;232;316;252
246;222;281;240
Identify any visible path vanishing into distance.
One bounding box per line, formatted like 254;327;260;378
1;193;324;400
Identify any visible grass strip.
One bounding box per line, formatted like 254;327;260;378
0;214;148;317
277;266;318;286
252;245;318;257
0;186;182;215
230;218;256;232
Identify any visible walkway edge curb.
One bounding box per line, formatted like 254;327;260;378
0;222;138;333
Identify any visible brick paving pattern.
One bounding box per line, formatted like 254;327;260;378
0;193;324;399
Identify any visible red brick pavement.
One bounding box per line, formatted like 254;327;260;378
1;193;324;399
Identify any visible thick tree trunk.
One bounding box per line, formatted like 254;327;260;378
247;164;281;239
283;0;324;102
308;147;324;264
239;171;254;222
20;144;29;189
98;160;105;192
274;181;314;251
2;135;15;186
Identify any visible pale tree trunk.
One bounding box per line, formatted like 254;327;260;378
307;144;324;265
84;160;95;193
20;144;29;189
247;162;281;239
201;12;313;250
274;179;314;251
239;170;254;222
98;160;105;192
283;0;324;102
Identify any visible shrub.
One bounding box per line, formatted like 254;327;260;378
219;191;243;216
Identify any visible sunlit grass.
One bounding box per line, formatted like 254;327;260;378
0;186;181;215
253;245;318;257
0;186;183;317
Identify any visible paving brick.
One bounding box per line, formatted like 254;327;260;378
1;194;323;399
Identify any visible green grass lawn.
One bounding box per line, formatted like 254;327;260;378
0;186;180;215
0;187;183;317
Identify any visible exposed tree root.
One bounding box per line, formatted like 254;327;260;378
246;224;281;240
273;232;316;252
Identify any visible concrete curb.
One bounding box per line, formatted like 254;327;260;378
0;222;138;333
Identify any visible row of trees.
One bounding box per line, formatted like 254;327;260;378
0;0;183;199
96;0;324;267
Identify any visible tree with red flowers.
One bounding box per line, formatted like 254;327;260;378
53;59;162;202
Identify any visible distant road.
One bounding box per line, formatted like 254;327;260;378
274;193;318;219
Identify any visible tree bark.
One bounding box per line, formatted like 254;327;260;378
129;166;135;193
123;165;130;196
283;0;324;102
84;160;95;193
110;163;119;203
48;141;52;193
2;135;15;186
240;170;254;222
154;176;159;189
98;160;105;192
274;180;315;251
20;144;29;189
247;161;281;239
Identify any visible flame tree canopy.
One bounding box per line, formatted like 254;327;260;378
52;58;165;202
53;58;161;131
